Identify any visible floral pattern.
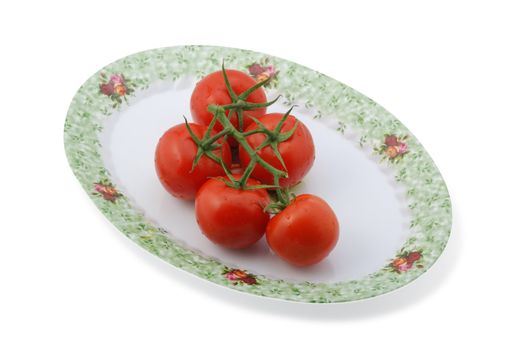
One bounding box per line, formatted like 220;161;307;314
223;268;258;285
389;251;423;273
64;46;452;303
247;58;278;88
99;73;135;107
375;134;409;162
93;181;121;202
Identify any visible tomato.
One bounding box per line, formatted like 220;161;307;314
155;123;232;200
266;194;339;266
195;175;271;249
190;69;267;134
239;113;315;187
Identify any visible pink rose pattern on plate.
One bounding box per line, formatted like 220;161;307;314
93;181;121;202
376;134;409;163
389;251;423;273
247;59;278;88
99;72;135;107
223;268;258;285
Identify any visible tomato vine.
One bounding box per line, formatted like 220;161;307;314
185;63;299;212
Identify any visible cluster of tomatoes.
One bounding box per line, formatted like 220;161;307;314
155;66;339;266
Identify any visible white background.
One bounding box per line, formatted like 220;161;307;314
1;1;522;349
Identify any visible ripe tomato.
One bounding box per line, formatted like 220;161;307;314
266;194;339;266
155;123;232;200
190;69;267;133
239;113;315;187
195;175;271;249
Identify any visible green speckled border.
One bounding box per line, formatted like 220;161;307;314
64;46;452;303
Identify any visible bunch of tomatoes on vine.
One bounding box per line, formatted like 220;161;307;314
155;64;339;266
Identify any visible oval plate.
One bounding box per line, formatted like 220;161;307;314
64;46;452;303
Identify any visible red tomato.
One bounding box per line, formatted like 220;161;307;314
155;123;232;200
266;194;339;266
190;69;267;133
239;113;315;187
195;175;271;249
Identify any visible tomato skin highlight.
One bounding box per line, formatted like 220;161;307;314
155;123;232;200
239;113;315;188
190;69;267;135
266;194;339;267
195;175;271;249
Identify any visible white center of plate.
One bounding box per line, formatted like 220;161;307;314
100;78;411;283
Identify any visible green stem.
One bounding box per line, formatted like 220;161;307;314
202;128;229;147
273;176;285;204
221;62;238;101
242;128;270;137
237;109;244;132
238;75;274;99
221;95;280;111
239;159;256;187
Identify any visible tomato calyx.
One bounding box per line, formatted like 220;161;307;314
183;116;230;172
265;187;296;213
247;107;299;172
